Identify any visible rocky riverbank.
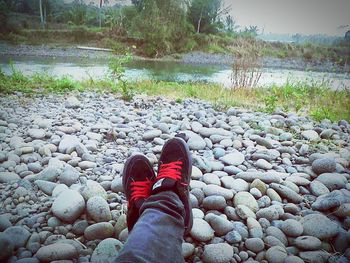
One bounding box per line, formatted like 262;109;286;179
181;52;349;73
1;43;348;73
0;92;350;263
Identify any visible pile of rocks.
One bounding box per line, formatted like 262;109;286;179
0;92;349;263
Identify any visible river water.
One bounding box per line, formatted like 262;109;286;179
1;56;349;90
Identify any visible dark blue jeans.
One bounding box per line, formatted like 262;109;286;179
114;191;185;263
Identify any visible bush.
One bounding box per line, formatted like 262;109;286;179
303;50;313;60
264;94;278;113
230;55;262;89
71;25;90;42
125;0;193;57
48;76;80;92
194;33;211;47
4;16;24;34
108;40;128;54
109;53;134;101
183;38;198;52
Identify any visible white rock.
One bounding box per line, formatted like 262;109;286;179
202;243;233;263
236;205;256;219
203;184;234;200
255;159;273;170
36;243;78;261
78;160;97;169
58;135;80;153
294;236;322;250
281;219;303;237
35;180;57;195
220;151;245;166
316;173;347;191
245;238;265;253
80;180;107;200
87;196;112;222
84;222;114;240
221;177;247;192
191;166;203;179
0;172;20;183
142;130;162;140
234;192;259;212
190;218;214;242
182;242;195;258
236;171;282;183
86;132;103;142
188;135;206;150
209;215;234;236
3;226;30;249
91;238;123;263
203;173;221;185
65;96;81;108
310;180;330;196
52;189;85;223
59;164;80;186
28;128;46;139
301;130;319;141
300;213;339;240
52;184;69;197
265;246;287;263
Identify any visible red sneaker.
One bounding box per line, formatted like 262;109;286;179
122;154;156;231
152;137;193;235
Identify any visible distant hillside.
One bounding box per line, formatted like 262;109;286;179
63;0;131;7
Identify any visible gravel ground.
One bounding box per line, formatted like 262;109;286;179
181;51;349;73
0;92;350;263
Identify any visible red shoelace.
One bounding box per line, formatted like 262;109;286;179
157;161;183;181
130;178;153;204
129;161;183;207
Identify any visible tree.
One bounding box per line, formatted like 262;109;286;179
128;0;192;57
242;25;258;37
0;1;9;32
131;0;142;10
39;0;45;29
187;0;229;33
67;0;87;25
225;14;238;33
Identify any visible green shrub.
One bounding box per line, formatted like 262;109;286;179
303;50;313;60
71;25;90;42
205;43;226;53
124;0;192;57
108;40;128;54
109;53;134;101
180;38;198;51
310;107;334;122
48;76;80;92
264;94;278;113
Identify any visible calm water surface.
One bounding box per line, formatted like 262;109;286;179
1;56;349;90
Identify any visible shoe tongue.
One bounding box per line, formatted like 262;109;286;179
152;178;177;192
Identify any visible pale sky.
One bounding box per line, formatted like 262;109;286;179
224;0;350;36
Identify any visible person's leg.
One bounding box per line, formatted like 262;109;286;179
115;137;192;263
114;191;185;263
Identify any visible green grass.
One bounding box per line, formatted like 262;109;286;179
1;70;349;122
258;80;350;121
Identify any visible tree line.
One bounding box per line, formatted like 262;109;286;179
1;0;260;57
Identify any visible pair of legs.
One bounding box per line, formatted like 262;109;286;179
114;137;193;263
